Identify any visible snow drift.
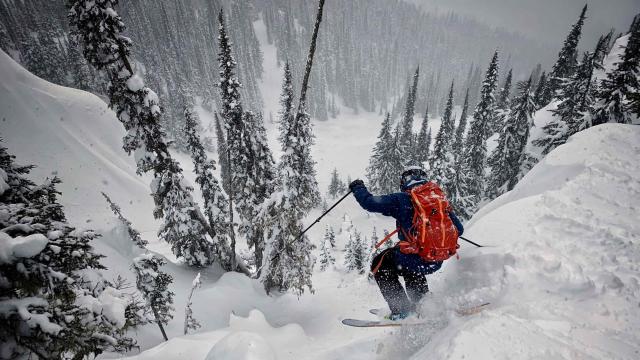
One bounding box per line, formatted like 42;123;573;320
422;123;640;359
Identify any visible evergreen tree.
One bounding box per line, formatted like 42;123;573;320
452;88;470;163
132;253;174;341
184;106;232;269
328;168;342;199
102;192;148;249
491;69;513;135
459;51;500;215
278;62;296;143
327;226;336;248
413;110;431;167
319;230;335;271
344;229;366;274
183;273;202;335
68;0;215;269
259;0;328;292
534;51;602;155
399;67;420;157
496;69;513;110
594;16;640;124
236;112;277;270
0;145;135;358
216;8;244;268
547;4;588;97
102;192;174;341
214;113;231;196
429;81;456;191
533;71;551;109
448;92;473;218
486;77;536;200
366;113;402;194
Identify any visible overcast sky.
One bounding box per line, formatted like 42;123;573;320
410;0;639;50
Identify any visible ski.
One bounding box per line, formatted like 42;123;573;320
341;318;436;328
345;303;490;328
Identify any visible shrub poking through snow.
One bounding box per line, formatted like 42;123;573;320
184;272;202;335
0;144;135;358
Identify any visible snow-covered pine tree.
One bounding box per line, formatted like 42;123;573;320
328;168;342;199
366;113;401;194
452;88;470;163
0;145;135;358
491;69;513;135
594;16;640;124
429;81;456;192
496;69;513;111
259;194;315;295
132;253;174;341
547;4;588;97
328;226;337;247
486;77;536;200
216;8;244;269
214;113;231;195
236;111;277;270
260;0;327;292
102;192;148;249
102;192;173;341
399;66;420;157
533;71;551;109
67;0;215;269
278;61;296;141
413;109;431;167
319;231;335;271
102;192;175;341
284;0;325;212
183;272;202;335
534;53;601;155
344;230;366;274
459;50;500;215
184;106;232;270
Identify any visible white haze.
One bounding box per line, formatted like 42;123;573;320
410;0;639;49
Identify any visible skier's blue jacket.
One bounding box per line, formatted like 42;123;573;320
351;183;464;275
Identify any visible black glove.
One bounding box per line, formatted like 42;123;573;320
349;179;365;191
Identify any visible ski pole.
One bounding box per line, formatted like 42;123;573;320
459;236;484;248
293;189;352;243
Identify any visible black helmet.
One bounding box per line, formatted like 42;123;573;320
400;166;428;191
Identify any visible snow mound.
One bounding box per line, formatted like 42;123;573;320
205;331;275;360
423;124;640;359
0;232;48;264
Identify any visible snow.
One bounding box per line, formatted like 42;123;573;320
97;287;130;328
0;297;62;334
126;75;145;92
0;232;48;264
2;14;640;360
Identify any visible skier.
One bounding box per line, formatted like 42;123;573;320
349;166;464;320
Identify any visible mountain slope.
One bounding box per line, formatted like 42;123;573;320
0;50;157;234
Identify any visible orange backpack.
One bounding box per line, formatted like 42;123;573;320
376;181;460;261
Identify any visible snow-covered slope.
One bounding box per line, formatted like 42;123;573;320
0;50;157;234
422;123;640;359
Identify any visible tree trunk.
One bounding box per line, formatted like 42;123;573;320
297;0;326;112
227;146;237;271
151;306;169;341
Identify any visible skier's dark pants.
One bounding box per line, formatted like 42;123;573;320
371;247;442;315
